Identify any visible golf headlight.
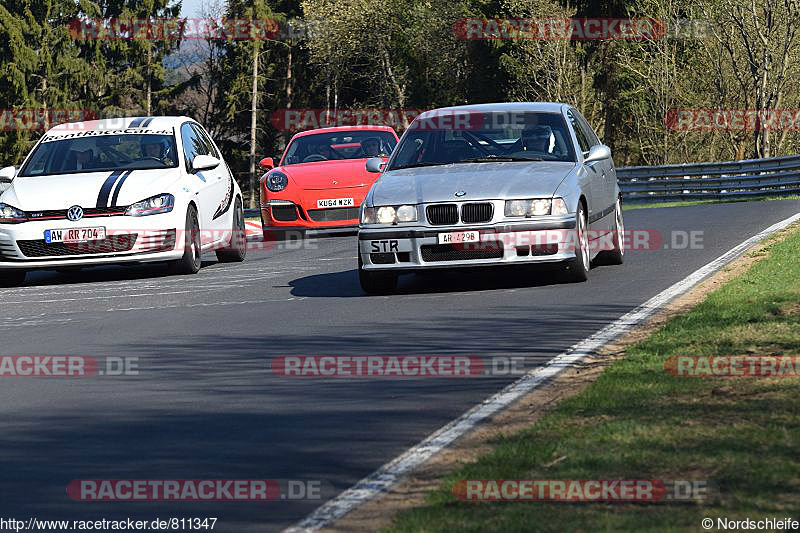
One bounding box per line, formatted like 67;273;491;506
125;194;175;216
504;198;567;217
265;171;288;192
0;203;26;223
361;205;417;224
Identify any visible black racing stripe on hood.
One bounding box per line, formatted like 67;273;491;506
97;170;124;208
110;170;133;207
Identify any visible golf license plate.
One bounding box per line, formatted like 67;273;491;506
45;227;107;244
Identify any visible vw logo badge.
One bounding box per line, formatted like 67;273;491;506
67;205;84;221
454;190;466;197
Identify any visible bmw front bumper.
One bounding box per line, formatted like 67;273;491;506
358;215;578;271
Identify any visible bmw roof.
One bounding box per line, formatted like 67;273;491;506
416;102;569;119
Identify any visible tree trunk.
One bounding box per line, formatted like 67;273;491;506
146;45;152;116
283;44;293;151
249;44;259;209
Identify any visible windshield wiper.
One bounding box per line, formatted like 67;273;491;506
391;161;454;170
456;156;543;163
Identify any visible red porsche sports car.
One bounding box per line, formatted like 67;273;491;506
259;126;399;237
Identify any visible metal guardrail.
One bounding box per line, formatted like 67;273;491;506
617;154;800;203
242;155;800;211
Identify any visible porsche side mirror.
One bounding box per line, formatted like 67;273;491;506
192;154;220;172
365;157;386;173
583;144;611;164
259;157;275;170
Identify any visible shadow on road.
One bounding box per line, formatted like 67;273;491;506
288;263;586;298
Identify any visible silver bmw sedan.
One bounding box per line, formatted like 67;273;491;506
358;102;624;294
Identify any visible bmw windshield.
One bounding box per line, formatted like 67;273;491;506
388;111;576;170
19;131;179;177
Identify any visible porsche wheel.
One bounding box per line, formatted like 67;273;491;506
171;206;202;275
216;197;247;263
358;255;397;294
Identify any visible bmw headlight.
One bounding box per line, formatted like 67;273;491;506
125;194;175;216
265;171;289;192
361;204;417;224
504;197;569;217
0;203;27;223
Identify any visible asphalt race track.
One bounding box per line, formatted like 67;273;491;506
1;199;799;532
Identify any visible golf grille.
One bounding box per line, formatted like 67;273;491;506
17;234;137;257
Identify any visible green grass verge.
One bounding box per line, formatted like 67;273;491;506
624;195;800;211
388;224;800;532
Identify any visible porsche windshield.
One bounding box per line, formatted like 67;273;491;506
282;131;397;165
388;112;576;170
19;132;179;176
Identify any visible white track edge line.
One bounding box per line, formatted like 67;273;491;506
285;211;800;532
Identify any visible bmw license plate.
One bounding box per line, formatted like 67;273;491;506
438;231;479;244
45;227;107;244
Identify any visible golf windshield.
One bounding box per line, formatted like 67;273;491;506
388;112;577;170
20;132;179;176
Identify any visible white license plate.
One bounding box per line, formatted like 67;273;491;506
45;227;107;243
317;197;354;208
438;230;480;244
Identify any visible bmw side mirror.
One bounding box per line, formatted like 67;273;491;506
259;157;274;170
192;154;220;172
583;144;611;164
0;166;15;183
365;157;386;173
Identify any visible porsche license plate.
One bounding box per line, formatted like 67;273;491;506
317;198;354;208
45;227;107;243
438;230;479;244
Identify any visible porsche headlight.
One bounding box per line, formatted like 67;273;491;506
265;171;289;192
361;205;417;224
0;203;26;223
125;194;175;216
504;198;568;217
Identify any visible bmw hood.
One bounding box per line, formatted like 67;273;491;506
2;168;182;211
369;162;577;206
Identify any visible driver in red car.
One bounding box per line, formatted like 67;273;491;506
308;142;334;160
